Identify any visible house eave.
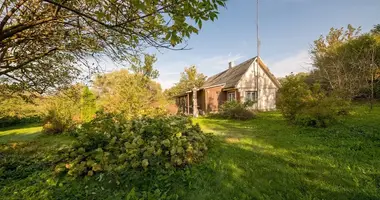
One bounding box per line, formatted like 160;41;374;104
201;83;225;89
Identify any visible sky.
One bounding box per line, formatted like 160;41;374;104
108;0;380;89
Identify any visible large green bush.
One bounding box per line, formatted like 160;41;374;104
54;114;209;177
217;100;256;120
277;74;351;127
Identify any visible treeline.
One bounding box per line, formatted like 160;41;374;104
310;24;380;101
0;70;170;129
277;24;380;127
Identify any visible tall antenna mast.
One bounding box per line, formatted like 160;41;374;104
256;0;260;109
256;0;260;59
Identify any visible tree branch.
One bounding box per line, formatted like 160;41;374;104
1;17;56;41
42;0;112;28
0;47;58;75
0;0;28;31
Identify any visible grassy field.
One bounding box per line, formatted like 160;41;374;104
1;104;379;199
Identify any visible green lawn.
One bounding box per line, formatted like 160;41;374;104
1;104;380;199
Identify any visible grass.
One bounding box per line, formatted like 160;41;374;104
0;104;380;199
0;123;43;144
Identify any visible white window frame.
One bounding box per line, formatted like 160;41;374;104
245;91;257;101
227;92;236;101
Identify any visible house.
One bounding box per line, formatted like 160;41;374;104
175;56;281;115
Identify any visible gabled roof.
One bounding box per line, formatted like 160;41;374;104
257;58;281;88
201;56;281;89
202;57;256;89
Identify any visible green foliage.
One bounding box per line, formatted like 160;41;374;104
294;97;350;127
42;85;99;134
54;114;209;177
165;66;207;98
2;104;380;199
130;54;160;79
80;86;96;123
277;74;350;127
312;25;380;99
0;0;226;93
42;85;83;134
371;24;380;35
95;70;168;119
0;92;43;128
217;100;256;120
276;74;311;121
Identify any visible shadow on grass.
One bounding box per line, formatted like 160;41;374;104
0;131;42;144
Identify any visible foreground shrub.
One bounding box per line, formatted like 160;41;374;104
54;114;209;177
217;100;256;120
277;74;351;127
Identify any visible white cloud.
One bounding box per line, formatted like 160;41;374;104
195;53;244;71
267;50;312;78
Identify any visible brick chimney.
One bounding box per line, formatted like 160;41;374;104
228;61;234;69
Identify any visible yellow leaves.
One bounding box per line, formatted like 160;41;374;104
142;159;149;168
87;170;94;176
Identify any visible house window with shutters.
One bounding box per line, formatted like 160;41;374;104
245;91;257;102
227;92;236;101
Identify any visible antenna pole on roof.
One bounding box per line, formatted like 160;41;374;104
256;0;260;59
256;0;260;110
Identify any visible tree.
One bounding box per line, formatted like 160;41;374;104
165;66;206;97
0;90;43;127
0;0;226;93
94;70;167;118
42;84;84;133
80;86;96;122
371;24;380;35
130;54;159;79
277;74;350;127
311;25;380;101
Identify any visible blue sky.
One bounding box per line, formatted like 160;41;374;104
110;0;380;89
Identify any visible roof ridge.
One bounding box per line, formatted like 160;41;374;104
201;56;256;88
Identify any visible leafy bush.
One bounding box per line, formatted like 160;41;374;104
217;100;256;120
54;114;209;177
42;109;78;134
277;74;351;127
42;85;96;134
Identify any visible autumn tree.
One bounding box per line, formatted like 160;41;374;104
80;86;96;122
94;70;167;119
165;66;206;97
0;0;226;93
311;25;380;102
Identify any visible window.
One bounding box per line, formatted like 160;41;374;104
227;92;236;101
245;91;257;101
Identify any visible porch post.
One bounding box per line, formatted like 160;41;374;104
187;93;190;115
192;88;198;117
